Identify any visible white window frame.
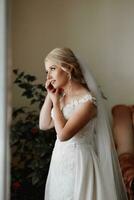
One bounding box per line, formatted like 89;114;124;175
0;0;10;199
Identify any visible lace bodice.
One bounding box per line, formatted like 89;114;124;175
51;93;97;146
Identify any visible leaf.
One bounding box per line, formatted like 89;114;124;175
12;108;25;118
30;99;37;104
18;83;31;89
32;176;39;185
37;84;45;91
24;74;36;82
13;69;18;74
14;79;21;84
18;72;24;78
40;151;46;158
10;138;19;145
22;90;33;98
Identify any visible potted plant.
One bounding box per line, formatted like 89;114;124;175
10;69;56;200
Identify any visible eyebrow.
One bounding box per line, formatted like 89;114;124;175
50;64;56;68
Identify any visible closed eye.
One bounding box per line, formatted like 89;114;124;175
50;65;56;71
45;65;56;74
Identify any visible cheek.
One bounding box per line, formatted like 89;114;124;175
57;71;68;85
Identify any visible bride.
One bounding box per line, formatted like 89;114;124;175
39;47;128;200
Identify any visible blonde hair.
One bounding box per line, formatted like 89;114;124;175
45;47;88;88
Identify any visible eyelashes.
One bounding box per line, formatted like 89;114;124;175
50;66;55;71
46;65;56;74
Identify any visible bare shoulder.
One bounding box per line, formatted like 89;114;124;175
74;99;97;118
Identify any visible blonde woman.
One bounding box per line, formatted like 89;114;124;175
39;48;128;200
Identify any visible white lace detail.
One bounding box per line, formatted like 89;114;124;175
51;93;97;149
45;94;100;200
51;93;97;120
63;93;97;108
72;94;97;106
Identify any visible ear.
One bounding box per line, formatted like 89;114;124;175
61;63;73;73
69;65;73;73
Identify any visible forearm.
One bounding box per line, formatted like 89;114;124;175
39;94;53;130
53;103;67;139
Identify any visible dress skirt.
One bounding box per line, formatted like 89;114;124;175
44;140;107;200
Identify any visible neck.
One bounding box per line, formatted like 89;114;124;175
62;80;82;98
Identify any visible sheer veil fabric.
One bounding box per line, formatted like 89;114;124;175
77;56;128;200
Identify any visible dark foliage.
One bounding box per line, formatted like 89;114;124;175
11;69;56;200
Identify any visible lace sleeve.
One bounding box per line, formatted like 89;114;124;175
77;94;97;106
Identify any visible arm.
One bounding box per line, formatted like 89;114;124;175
53;101;97;141
39;94;54;130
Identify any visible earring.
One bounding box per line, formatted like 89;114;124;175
66;80;72;96
68;73;71;80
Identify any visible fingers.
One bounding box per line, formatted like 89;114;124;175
45;79;52;89
45;80;55;92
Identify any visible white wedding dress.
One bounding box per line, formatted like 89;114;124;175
44;93;110;200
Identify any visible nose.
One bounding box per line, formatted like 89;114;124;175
47;72;52;80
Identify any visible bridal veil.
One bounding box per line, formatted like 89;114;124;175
77;56;128;200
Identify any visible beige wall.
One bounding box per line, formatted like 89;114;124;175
11;0;134;110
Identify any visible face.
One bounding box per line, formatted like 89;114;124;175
45;60;69;89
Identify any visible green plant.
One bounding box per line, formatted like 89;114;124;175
10;69;56;200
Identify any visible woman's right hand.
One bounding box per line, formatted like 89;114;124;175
45;79;61;106
45;79;56;93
